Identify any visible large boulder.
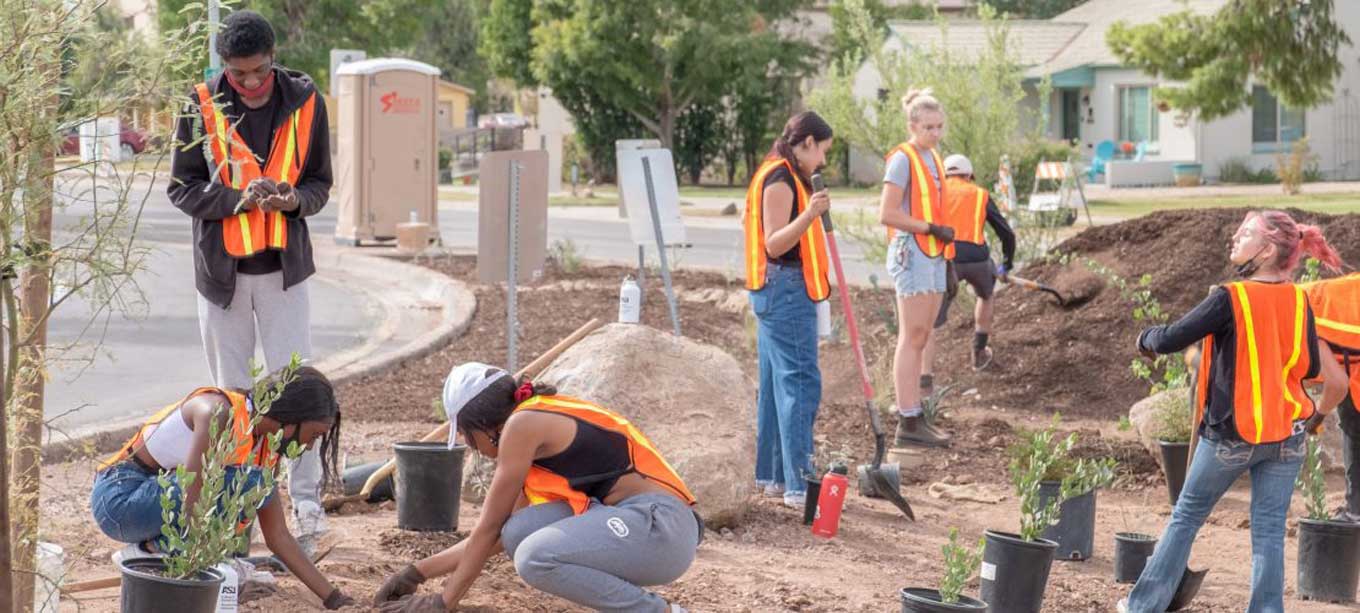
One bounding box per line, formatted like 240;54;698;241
537;323;756;528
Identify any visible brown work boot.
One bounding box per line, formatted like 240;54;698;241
894;414;951;448
973;346;994;371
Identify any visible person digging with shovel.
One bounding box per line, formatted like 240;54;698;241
1299;273;1360;523
1118;210;1350;613
921;153;1016;376
373;363;701;612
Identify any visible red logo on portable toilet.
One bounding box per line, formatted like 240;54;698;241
380;91;420;114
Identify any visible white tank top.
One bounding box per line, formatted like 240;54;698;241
141;407;194;468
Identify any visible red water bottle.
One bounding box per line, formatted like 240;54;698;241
811;464;849;538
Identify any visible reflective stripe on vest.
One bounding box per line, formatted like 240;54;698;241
742;158;831;301
1195;282;1314;444
193;82;316;258
513;395;697;515
1302;274;1360;407
99;387;276;471
941;176;988;261
884;144;946;257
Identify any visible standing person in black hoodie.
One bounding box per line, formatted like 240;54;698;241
167;9;332;557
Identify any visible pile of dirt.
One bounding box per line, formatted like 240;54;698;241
933;208;1360;420
378;529;465;559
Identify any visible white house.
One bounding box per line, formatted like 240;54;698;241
852;0;1360;186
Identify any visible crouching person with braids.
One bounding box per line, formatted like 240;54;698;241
373;362;702;612
90;366;354;609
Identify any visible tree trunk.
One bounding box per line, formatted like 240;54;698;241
0;279;10;613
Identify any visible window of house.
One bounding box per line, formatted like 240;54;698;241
1252;85;1306;151
1118;86;1158;145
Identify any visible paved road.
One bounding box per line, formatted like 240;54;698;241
48;177;879;434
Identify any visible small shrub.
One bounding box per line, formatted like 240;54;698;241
1084;261;1188;394
1147;391;1193;443
939;528;984;604
549;238;584;274
1296;436;1329;521
833;208;890;272
1117;416;1133;432
438;147;453;170
1010;138;1080;202
1276;137;1316;195
1218;156;1278;184
1008;415;1117;541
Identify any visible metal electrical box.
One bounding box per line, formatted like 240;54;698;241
334;58;439;245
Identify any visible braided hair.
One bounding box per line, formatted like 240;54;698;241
455;367;558;443
259;366;342;491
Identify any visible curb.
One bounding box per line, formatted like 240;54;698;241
41;247;476;465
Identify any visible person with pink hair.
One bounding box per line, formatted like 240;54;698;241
1119;210;1350;613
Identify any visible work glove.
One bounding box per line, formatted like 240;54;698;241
1135;329;1157;361
263;181;299;213
374;564;427;605
996;263;1010;283
1304;411;1328;435
378;593;449;613
926;223;955;244
322;588;355;610
237;178;278;213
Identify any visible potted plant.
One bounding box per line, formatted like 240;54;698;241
1147;391;1193;506
982;416;1109;613
118;361;303;613
1296;436;1360;603
901;528;988;612
1171;163;1203;187
1020;433;1116;561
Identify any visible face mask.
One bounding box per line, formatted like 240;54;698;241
1235;245;1269;278
226;67;275;99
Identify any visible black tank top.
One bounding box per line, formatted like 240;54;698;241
763;165;805;265
533;415;634;501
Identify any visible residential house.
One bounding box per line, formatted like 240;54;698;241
853;0;1360;186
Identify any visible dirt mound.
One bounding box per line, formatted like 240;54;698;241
934;208;1360;420
537;323;756;528
378;529;466;559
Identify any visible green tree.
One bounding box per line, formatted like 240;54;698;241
1107;0;1351;121
980;0;1083;19
674;102;722;185
405;0;491;111
827;0;932;66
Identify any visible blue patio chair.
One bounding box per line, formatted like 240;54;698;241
1087;140;1116;182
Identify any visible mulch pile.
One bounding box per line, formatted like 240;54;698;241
933;208;1360;420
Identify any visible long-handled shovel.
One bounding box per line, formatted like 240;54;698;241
813;174;914;521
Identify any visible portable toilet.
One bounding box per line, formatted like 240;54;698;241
334;58;439;245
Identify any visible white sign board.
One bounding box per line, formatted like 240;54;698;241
79;117;122;163
617;148;686;246
329;49;367;98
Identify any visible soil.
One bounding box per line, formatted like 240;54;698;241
42;221;1360;612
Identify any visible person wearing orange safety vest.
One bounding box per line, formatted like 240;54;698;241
920;153;1016;379
742;111;835;510
373;363;702;613
1300;273;1360;522
1118;211;1350;613
167;10;332;555
89;367;353;609
879;89;955;449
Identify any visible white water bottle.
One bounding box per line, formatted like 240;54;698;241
214;561;239;613
618;276;641;324
816;300;831;338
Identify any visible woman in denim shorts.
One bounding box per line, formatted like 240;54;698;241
878;89;955;448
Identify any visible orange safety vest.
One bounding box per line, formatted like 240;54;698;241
1302;274;1360;406
514;395;697;515
99;387;278;472
940;176;989;261
194;82;317;258
1195;282;1314;444
743;158;831;301
884;144;946;257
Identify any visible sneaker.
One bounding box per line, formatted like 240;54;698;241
761;482;785;498
1117;597;1129;613
111;541;161;565
973;346;994;371
893;414;951;448
782;492;807;509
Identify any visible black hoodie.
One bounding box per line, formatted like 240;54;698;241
168;66;332;309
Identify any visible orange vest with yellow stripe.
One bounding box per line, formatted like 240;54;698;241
193;82;317;259
743;158;831;301
941;176;988;260
1195;282;1314;444
1302;274;1360;407
99;387;278;472
884;144;946;257
514;395;696;515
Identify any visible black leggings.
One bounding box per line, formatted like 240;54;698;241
934;260;997;329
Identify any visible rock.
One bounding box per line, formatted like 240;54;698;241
538;323;757;528
720;202;738;216
1129;388;1190;467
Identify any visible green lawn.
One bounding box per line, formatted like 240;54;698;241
1087;191;1360;220
676;184;880;200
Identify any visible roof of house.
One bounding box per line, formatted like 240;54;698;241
886;20;1086;67
1029;0;1230;77
438;80;476;95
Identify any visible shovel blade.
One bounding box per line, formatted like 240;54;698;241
866;467;915;521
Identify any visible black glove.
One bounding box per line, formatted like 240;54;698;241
1135;329;1157;361
374;564;427;605
926;223;955;244
378;593;449;613
323;588;355;610
1304;411;1328;435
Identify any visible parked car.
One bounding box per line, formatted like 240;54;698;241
477;113;528;130
60;125;149;157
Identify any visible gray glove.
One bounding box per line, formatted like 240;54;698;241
373;564;426;605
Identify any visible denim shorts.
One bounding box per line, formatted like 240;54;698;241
91;461;271;547
886;233;947;297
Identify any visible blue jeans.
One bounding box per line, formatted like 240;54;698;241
91;461;272;550
1126;431;1306;613
750;264;822;499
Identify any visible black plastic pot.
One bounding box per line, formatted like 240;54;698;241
1113;532;1157;584
341;460;395;503
803;477;822;526
1037;482;1096;561
900;587;989;612
394;441;467;531
979;530;1057;613
118;557;224;613
1169;566;1209;611
1297;518;1360;603
1158;440;1190;506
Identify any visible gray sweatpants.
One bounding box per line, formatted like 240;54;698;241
500;494;701;613
195;271;323;532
